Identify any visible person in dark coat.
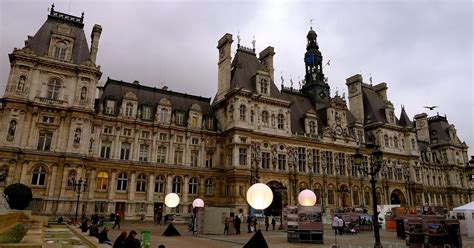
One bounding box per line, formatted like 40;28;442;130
247;215;252;233
271;217;276;230
265;216;269;231
88;224;99;238
112;213;121;229
112;231;127;248
234;216;241;234
98;227;112;245
124;230;141;248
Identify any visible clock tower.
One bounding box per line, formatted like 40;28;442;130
301;27;330;109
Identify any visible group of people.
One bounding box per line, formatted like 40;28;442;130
332;215;356;235
112;230;142;248
79;213;112;245
223;215;242;234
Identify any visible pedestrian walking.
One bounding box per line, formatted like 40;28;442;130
223;216;229;235
112;213;121;229
253;216;258;232
234;215;241;234
246;215;252;233
271;217;276;230
265;216;269;231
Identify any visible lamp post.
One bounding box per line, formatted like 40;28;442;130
72;177;87;224
245;183;273;247
163;193;181;236
354;144;384;248
298;189;317;207
192;198;204;235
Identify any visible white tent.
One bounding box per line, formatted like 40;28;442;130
453;201;474;211
453;201;474;237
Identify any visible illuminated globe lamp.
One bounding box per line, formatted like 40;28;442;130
298;189;317;207
245;183;273;247
162;193;181;237
192;198;205;208
192;198;205;235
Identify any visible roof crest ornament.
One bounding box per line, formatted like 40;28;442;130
252;35;256;52
310;18;313;30
280;71;284;88
237;30;241;48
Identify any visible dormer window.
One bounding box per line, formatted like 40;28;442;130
262;111;269;126
260;79;269;94
54;42;67;60
142;105;152;120
160;108;168;123
176;112;185;126
105;100;115;115
47;78;61;100
309;121;316;135
191;114;198;128
125;102;134;117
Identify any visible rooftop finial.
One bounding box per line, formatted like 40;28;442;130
237;30;241;47
369;73;373;85
81;12;84;22
51;3;55;14
310;18;313;30
252;35;256;51
280;71;284;88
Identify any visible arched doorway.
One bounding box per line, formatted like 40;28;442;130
390;189;407;205
265;181;288;217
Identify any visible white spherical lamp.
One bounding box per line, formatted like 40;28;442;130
298;189;317;206
246;183;273;210
192;198;205;208
165;193;180;208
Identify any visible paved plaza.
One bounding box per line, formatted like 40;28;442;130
105;221;474;248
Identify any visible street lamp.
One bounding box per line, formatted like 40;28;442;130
72;177;87;224
163;193;181;236
192;198;204;235
298;189;317;207
245;183;273;248
354;144;384;248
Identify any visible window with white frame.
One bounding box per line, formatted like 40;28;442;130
190;150;199;167
105;100;115;115
239;105;246;121
157;146;166;163
154;175;165;193
262;152;270;169
139;144;149;162
298;147;306;172
54;42;67;59
142;105;152;120
116;173;128;191
260;79;268;94
309;121;316;135
123;128;132;136
31;165;46;186
136;173;147;192
176;112;185;126
100;141;112;158
160;108;168;123
174;148;183;164
47;78;61;100
120;142;131;160
278;154;286;171
37;131;53;151
172;177;182;193
239;148;247;166
141;131;150;139
205;179;213;195
125;102;134;117
188;177;198;195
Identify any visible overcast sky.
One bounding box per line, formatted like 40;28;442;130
1;0;473;152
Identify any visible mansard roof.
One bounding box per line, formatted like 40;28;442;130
362;86;387;124
230;47;281;98
428;115;460;144
280;89;317;133
25;9;91;65
98;78;212;114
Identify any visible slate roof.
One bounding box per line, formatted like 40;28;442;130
399;107;413;128
362;86;387;124
428;115;458;143
230;47;282;99
279;90;317;133
97;78;212;115
25;11;91;65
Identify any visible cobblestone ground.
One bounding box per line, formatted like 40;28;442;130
106;221;474;248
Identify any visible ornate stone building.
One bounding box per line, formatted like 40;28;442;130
0;7;471;220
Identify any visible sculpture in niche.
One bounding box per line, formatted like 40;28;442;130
80;87;87;100
17;76;26;91
73;128;81;146
0;167;8;185
7;120;16;141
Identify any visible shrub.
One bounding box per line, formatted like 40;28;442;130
0;224;27;243
4;183;33;210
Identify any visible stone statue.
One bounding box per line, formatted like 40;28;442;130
74;129;81;145
7;120;16;141
17;76;25;91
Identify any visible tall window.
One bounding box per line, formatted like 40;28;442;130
190;150;199;167
353;190;360;205
239;105;246;121
136;174;147;192
47;79;61;100
142;106;152;120
176;112;184;126
37;131;53;151
139;144;149;162
188;178;198;195
328;189;334;204
191;115;198;128
394;137;399;148
277;114;284;129
384;135;389;147
105;100;115;115
120;142;131;160
172;177;182;193
125;102;133;117
326;151;333;175
160;108;168;123
313;149;320;174
54;42;67;59
338;153;346;176
260;79;268;94
154;175;165;193
205;151;213;168
364;190;371;205
31;166;46;186
96;171;109;191
239;148;247;166
309;121;316;135
278;154;286;171
262;111;269;125
298;147;306;172
174;148;183;164
157;146;166;163
205;179;213;195
116;173;128;191
261;152;270;169
100;141;112;158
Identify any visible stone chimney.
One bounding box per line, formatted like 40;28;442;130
259;46;275;81
216;33;233;103
345;74;364;124
90;24;102;64
414;113;429;142
373;82;388;102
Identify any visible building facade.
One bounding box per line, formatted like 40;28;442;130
0;7;471;220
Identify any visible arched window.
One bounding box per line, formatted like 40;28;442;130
136;173;147;192
277;114;284;129
80;87;87;100
73;128;81;146
239;105;246;121
7;120;16;142
172;176;182;193
47;78;61;100
205;179;213;195
309;121;316;135
188;177;198;195
154;175;165;193
96;171;109;191
125;102;134;117
262;111;269;125
116;172;128;191
31;165;46;186
384;135;389;147
66;170;77;189
54;42;67;59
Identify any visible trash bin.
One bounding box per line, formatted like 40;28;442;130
141;230;151;248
